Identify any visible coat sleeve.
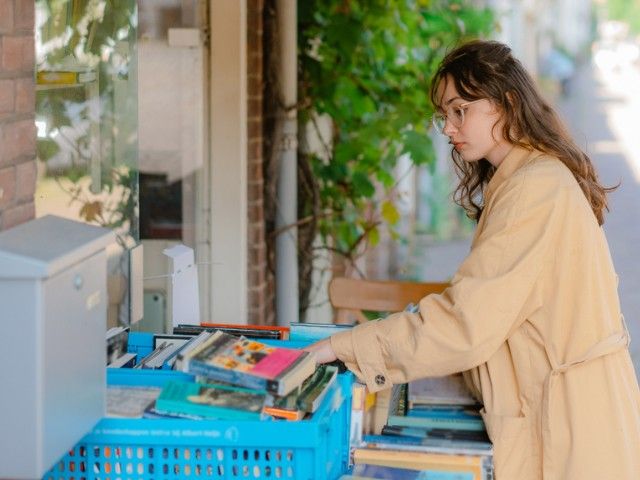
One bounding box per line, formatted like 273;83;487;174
330;167;564;392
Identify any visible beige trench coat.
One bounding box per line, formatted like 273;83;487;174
331;146;640;479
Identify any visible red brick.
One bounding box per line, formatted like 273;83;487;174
0;79;15;113
248;98;262;117
2;35;34;72
248;267;266;288
15;77;34;113
248;204;264;223
0;165;16;208
249;244;266;265
248;223;264;245
248;140;262;162
14;0;34;31
0;0;14;33
1;118;35;163
15;158;35;200
1;200;34;230
247;74;262;93
248;168;264;184
248;180;263;200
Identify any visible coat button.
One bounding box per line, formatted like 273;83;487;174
374;374;386;385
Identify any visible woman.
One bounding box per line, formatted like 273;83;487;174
305;40;640;479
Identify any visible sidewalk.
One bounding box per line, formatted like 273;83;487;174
558;61;640;373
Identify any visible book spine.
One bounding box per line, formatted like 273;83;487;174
387;415;485;431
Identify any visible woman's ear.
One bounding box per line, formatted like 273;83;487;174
505;90;517;109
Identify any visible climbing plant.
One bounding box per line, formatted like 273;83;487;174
285;0;496;312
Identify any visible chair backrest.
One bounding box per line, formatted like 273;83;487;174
328;277;449;323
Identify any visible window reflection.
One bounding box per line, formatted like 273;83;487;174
35;0;138;326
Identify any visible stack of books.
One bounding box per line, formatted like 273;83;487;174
106;325;340;422
348;375;493;480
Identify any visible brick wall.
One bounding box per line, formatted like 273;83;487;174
0;0;35;231
246;0;275;325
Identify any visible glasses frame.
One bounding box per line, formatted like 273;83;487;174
431;98;484;134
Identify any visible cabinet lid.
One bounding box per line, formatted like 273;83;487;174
0;215;115;279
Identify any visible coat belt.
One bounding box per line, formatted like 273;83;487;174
541;316;631;479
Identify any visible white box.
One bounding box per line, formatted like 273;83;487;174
0;215;114;479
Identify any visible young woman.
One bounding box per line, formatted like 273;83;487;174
305;40;640;479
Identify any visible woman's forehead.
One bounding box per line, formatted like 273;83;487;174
435;76;461;107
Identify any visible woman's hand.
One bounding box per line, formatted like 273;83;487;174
303;337;337;364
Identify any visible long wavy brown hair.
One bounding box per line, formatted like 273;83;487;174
429;40;615;225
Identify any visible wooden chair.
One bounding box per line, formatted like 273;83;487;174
328;277;449;324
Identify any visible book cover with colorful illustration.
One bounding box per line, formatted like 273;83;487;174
181;330;315;396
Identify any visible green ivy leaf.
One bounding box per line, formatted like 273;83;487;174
381;200;400;226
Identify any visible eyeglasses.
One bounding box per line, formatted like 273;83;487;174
431;99;484;134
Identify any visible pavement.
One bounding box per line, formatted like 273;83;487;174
558;60;640;372
411;59;640;376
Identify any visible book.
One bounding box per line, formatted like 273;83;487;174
363;434;493;456
296;364;338;413
155;381;267;420
289;322;353;342
387;384;484;431
174;323;289;340
106;385;161;418
408;375;477;408
135;341;184;370
350;463;475;480
380;426;490;444
352;448;489;480
387;412;485;431
107;352;137;368
173;330;215;370
262;405;305;421
180;330;316;396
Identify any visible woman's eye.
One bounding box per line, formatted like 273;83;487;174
453;107;465;121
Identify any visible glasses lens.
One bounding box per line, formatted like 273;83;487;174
432;113;446;133
452;107;465;127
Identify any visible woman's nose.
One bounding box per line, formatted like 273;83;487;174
443;118;458;136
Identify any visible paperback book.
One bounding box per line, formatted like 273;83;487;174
408;375;477;408
106;385;161;418
155;380;267;420
266;364;339;420
180;330;315;396
352;448;489;480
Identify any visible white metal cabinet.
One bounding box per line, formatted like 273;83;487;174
0;215;114;479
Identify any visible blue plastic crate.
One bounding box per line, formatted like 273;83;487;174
43;335;353;480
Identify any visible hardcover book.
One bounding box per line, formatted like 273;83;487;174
155;380;267;420
180;330;316;396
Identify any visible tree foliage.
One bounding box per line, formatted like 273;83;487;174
294;0;495;309
607;0;640;34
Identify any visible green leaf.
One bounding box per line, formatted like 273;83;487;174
402;130;434;166
368;226;380;247
351;170;375;198
381;200;400;226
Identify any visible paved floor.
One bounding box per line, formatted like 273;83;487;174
412;60;640;376
558;61;640;372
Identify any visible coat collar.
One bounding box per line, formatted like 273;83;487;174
484;145;538;203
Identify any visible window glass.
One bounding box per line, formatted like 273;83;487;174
35;0;138;327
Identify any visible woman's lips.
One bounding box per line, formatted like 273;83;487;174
452;142;465;150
